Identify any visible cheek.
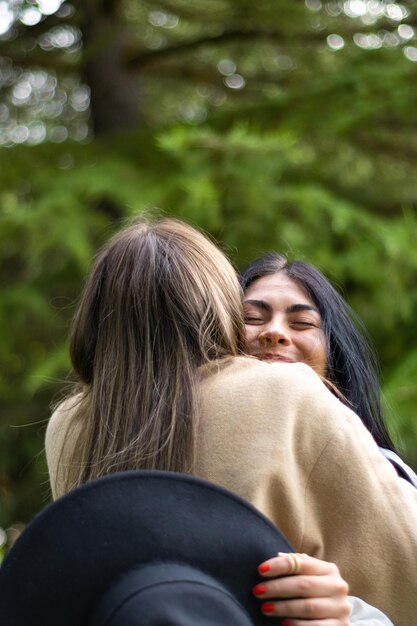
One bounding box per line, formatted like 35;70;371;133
312;337;328;376
300;335;328;375
244;325;259;346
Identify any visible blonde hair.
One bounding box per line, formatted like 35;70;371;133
62;216;245;491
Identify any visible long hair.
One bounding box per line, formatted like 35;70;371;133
64;217;245;490
240;253;397;452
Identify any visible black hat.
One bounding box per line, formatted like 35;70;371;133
0;470;294;625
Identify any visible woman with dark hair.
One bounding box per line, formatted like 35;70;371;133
45;217;417;625
240;252;417;487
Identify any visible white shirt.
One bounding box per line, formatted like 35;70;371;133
350;596;394;625
379;447;417;489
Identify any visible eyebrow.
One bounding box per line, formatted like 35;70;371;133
243;299;319;315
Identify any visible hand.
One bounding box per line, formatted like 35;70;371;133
252;552;351;625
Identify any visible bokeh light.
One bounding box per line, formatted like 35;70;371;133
398;24;414;40
38;26;81;51
344;1;367;18
217;59;237;76
20;7;42;27
305;0;322;11
403;45;417;61
385;3;408;21
224;74;246;90
353;32;382;48
38;0;65;16
0;1;14;35
148;10;179;29
0;65;91;146
327;34;345;50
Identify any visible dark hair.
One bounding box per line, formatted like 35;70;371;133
240;253;397;452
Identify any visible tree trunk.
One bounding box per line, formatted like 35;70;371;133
80;0;142;135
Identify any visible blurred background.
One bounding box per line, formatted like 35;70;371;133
1;0;417;557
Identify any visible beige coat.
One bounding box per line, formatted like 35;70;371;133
46;357;417;625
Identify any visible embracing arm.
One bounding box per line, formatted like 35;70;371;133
197;358;416;623
292;367;417;626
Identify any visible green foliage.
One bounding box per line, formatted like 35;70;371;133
384;350;417;466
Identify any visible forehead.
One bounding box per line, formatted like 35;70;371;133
244;272;315;308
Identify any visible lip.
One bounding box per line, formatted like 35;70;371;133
261;353;295;364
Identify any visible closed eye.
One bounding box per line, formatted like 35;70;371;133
244;316;265;324
290;321;318;328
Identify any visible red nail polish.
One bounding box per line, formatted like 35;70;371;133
261;602;275;614
282;621;291;626
252;583;267;596
258;562;270;573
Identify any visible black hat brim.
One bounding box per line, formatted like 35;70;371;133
0;470;293;625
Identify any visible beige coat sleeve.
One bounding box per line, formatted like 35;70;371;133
197;359;417;626
287;365;417;626
45;395;83;499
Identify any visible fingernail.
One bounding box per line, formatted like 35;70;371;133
258;562;270;573
261;602;275;614
282;620;291;626
252;584;267;596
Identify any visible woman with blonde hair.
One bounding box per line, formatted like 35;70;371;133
46;216;417;625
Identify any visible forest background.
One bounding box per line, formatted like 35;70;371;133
1;0;417;554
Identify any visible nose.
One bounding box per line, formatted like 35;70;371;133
258;321;291;346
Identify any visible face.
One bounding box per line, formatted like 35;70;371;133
243;272;327;377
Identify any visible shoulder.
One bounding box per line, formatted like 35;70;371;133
200;356;325;392
45;393;84;500
45;394;83;467
201;356;345;413
46;394;83;441
199;357;353;438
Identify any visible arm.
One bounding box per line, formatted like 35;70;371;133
197;359;416;624
290;366;417;626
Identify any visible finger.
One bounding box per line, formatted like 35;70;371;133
260;596;351;620
258;553;306;577
253;571;349;600
258;553;340;578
